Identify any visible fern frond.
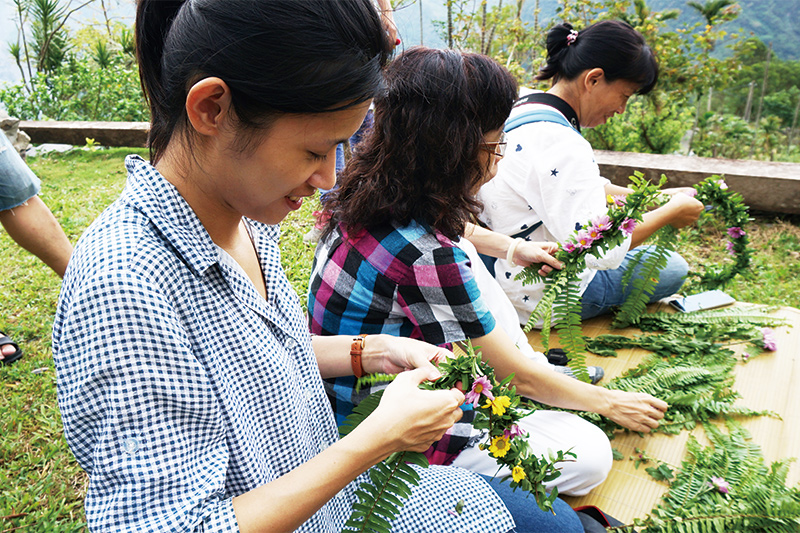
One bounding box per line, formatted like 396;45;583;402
612;226;678;328
552;281;589;380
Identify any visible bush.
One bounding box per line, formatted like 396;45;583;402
0;54;148;122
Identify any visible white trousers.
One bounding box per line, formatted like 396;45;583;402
454;237;613;496
450;409;613;497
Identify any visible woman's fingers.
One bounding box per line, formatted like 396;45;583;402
376;370;465;451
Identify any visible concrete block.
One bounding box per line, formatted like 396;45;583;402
596;150;800;215
19;121;149;148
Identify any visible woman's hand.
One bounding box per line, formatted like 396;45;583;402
663;193;704;229
362;334;451;377
376;0;400;47
662;187;697;198
365;367;465;453
513;240;563;276
598;389;668;433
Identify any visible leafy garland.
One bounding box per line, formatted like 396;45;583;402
516;173;754;374
612;422;800;532
516;171;667;380
339;342;573;533
685;176;752;292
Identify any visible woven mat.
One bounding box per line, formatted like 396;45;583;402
524;302;800;523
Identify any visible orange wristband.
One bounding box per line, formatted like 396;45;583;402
350;334;368;378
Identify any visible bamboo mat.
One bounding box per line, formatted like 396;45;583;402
524;302;800;524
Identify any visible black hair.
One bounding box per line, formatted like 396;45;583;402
135;0;392;163
325;47;518;241
537;20;658;94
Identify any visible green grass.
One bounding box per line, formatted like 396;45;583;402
1;149;798;531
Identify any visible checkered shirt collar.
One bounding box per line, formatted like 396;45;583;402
122;155;279;278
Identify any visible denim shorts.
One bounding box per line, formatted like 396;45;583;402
0;132;40;211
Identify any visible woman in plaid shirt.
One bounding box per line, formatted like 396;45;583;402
310;46;669;499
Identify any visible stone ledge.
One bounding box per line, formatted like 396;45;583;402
596;150;800;215
20;120;149;149
17;121;800;215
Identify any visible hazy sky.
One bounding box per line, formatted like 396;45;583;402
0;0;136;85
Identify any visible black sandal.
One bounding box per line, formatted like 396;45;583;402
0;331;23;365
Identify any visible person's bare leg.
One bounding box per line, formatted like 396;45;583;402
0;196;72;277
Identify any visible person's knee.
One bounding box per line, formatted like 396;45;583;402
557;427;612;496
653;252;689;298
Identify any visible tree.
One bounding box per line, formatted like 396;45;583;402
687;0;736;26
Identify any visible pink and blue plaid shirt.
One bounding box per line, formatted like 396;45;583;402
308;219;496;465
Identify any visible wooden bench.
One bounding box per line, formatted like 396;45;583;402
525;302;800;523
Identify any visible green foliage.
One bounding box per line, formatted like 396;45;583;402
582;307;785;437
28;0;71;74
585;97;692;154
338;343;568;530
686;176;752;292
0;53;148;122
435;0;545;86
518;172;667;375
615;423;800;532
612;224;678;328
2;4;147;123
339;391;427;533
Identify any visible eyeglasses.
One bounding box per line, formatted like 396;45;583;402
481;132;507;159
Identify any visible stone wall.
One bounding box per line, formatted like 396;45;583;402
14;120;800;215
0;110;31;158
595;150;800;216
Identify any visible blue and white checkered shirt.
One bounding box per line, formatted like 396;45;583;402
53;156;515;532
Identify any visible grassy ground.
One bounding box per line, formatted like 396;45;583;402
1;148;798;531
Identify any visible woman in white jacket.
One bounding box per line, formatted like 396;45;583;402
478;20;703;325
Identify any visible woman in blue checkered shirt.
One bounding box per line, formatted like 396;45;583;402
51;1;582;532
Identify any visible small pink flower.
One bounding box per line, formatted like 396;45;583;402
742;352;751;362
592;214;612;232
465;376;494;407
620;218;637;237
576;230;595;249
708;476;730;494
612;195;627;207
718;180;728;190
762;328;777;351
587;226;603;241
727;227;745;239
726;241;736;255
503;424;526;440
562;241;578;254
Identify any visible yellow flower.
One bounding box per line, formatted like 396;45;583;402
512;465;526;483
483;395;511;416
606;194;615;205
488;435;511;458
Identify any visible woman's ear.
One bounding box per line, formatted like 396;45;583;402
583;68;605;92
185;77;233;137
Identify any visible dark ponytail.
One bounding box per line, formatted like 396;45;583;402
536;20;658;95
135;0;392;163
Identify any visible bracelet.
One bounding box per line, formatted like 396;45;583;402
350;334;368;378
506;238;523;267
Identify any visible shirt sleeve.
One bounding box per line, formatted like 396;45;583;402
515;122;631;270
395;243;496;345
54;269;240;532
